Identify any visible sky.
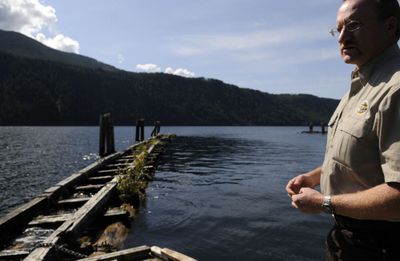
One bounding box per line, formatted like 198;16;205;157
0;0;360;99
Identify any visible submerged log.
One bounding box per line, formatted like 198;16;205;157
91;222;129;256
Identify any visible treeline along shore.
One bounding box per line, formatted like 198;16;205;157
0;29;339;126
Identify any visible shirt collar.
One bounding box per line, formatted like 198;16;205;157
353;44;400;85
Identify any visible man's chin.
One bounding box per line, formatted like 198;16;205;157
341;55;358;65
341;49;362;64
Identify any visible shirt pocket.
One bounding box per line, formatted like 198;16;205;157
338;116;373;139
335;116;375;166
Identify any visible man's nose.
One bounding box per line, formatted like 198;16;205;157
338;29;349;44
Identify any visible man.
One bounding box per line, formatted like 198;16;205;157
286;0;400;260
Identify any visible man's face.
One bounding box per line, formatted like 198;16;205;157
336;0;389;68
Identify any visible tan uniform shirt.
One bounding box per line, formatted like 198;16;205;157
321;44;400;196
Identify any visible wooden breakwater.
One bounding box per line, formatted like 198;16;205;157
0;117;194;261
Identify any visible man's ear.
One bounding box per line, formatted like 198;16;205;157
385;16;398;38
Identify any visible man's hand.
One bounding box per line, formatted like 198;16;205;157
286;167;323;214
286;174;316;197
291;187;324;214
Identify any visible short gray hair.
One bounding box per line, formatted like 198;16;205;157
372;0;400;39
343;0;400;40
376;0;400;40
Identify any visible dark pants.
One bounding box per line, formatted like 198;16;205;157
326;216;400;261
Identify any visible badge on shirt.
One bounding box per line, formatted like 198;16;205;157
356;100;369;115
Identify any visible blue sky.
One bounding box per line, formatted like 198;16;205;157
0;0;356;99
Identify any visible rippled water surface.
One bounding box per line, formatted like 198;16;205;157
0;126;333;260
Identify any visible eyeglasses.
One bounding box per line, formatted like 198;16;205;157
329;20;362;37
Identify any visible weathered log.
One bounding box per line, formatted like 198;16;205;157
91;222;129;255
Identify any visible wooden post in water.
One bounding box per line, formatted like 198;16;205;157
106;114;115;155
99;113;115;157
151;121;161;137
99;115;106;157
308;121;314;133
135;119;145;142
321;122;326;134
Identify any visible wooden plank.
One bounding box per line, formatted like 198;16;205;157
97;169;119;174
89;175;114;180
75;184;105;191
0;249;29;259
76;245;151;261
115;158;133;163
28;213;73;226
88;176;114;182
103;209;128;218
58;197;91;205
105;163;133;168
158;247;197;261
121;155;135;159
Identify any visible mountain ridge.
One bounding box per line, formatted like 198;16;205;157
0;29;338;126
0;29;117;72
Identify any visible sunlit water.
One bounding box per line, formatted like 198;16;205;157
0;126;333;260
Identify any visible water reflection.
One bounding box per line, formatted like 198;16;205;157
126;133;332;261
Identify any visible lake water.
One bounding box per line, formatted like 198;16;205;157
0;126;334;260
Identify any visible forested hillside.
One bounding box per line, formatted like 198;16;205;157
0;30;338;126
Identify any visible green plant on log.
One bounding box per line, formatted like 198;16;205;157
117;149;149;205
116;137;169;205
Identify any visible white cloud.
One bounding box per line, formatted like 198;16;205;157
0;0;56;36
36;33;79;54
165;67;195;78
0;0;80;53
136;64;196;78
136;63;161;72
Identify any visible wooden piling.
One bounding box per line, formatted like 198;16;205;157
106;115;115;155
99;113;115;157
99;115;106;157
151;121;161;137
135;119;145;142
321;122;326;134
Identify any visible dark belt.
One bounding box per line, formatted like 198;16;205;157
334;215;400;231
